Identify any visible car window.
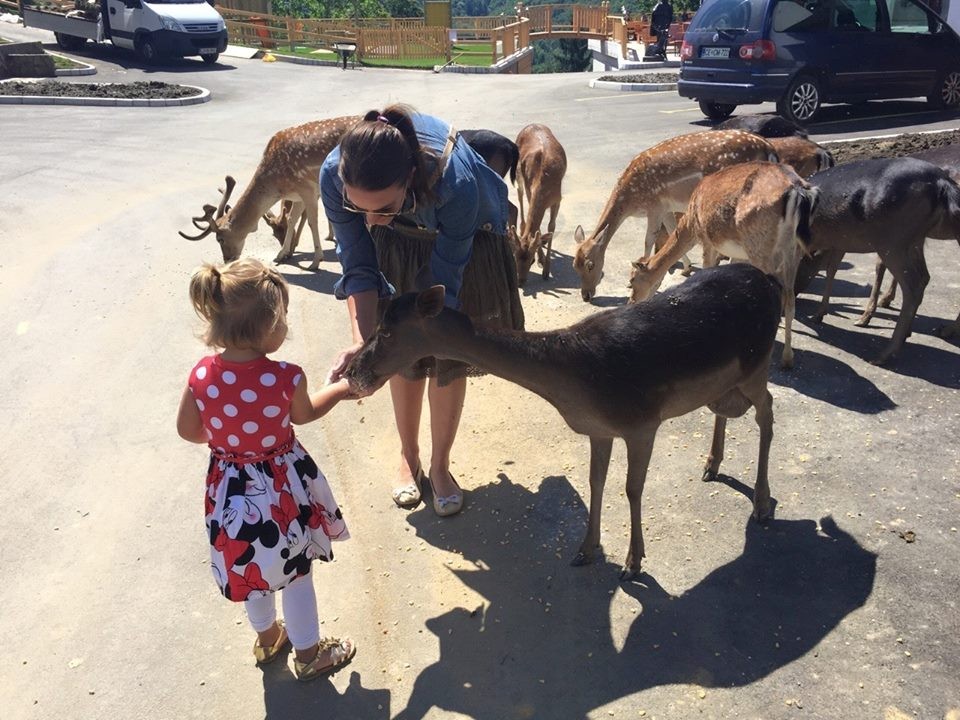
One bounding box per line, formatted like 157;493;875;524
886;0;942;33
688;0;768;32
772;0;879;32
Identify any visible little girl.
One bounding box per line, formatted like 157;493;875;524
176;257;356;682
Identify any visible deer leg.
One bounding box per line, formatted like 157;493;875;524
621;430;658;581
572;436;614;568
779;249;802;369
873;242;929;365
702;414;728;482
812;249;845;323
540;203;559;279
303;199;323;271
275;201;303;264
739;366;775;522
855;256;886;328
325;218;335;245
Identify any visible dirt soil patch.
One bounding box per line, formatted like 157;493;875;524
822;128;960;164
598;72;678;84
0;79;199;98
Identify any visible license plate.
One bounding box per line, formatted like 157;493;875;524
701;46;730;59
199;47;217;54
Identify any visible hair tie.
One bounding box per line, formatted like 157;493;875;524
376;114;391;124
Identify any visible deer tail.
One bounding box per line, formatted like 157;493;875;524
509;141;519;187
786;183;820;253
939;175;960;239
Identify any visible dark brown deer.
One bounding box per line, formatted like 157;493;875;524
344;264;782;579
512;123;567;284
800;157;960;364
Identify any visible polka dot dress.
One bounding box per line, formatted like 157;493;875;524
189;354;349;603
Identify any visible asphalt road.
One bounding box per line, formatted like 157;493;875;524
1;24;959;720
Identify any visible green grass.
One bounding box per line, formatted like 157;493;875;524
50;53;86;69
0;37;10;44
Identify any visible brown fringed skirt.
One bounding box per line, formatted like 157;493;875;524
370;220;525;386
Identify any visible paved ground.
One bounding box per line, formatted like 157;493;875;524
1;23;959;720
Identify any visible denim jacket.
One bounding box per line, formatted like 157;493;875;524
320;113;509;308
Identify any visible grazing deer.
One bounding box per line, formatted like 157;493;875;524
628;162;818;369
344;264;783;579
511;124;567;284
800;157;960;364
803;145;960;331
715;113;809;139
572;130;777;301
179;116;358;270
767;136;834;178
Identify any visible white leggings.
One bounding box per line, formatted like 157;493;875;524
245;575;320;651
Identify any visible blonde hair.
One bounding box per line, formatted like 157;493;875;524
189;258;289;350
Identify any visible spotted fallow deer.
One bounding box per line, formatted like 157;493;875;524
629;162;819;369
344;263;782;580
767;136;834;178
511;123;567;285
800;157;960;364
572;130;778;301
179;115;359;270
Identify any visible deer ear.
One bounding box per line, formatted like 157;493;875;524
574;225;585;244
416;285;446;318
595;225;609;247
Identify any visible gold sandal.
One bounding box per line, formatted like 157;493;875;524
391;464;425;509
253;620;289;665
294;637;357;682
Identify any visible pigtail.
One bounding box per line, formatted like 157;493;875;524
189;263;223;324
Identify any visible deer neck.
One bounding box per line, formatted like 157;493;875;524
224;173;278;234
644;224;690;284
432;317;577;406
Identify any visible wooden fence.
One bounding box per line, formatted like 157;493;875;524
0;0;21;12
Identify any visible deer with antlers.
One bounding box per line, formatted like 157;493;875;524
628;161;819;369
343;263;783;579
179;116;359;269
511;123;567;285
572;130;778;301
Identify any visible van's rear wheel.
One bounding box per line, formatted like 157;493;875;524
135;35;158;64
928;69;960;109
778;74;821;124
55;32;87;51
201;53;219;65
698;100;737;121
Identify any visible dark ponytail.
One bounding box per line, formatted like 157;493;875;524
339;104;438;203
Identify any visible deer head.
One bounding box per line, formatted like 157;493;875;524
627;257;661;304
344;285;461;395
179;176;247;262
573;225;606;301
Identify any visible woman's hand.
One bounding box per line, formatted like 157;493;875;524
325;341;365;385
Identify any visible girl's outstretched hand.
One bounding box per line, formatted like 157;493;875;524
325;341;364;386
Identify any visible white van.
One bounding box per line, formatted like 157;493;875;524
21;0;228;64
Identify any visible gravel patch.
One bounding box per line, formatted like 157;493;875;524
597;72;678;84
822;128;960;165
0;80;199;98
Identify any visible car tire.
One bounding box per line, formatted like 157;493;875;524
55;32;87;51
135;35;158;64
927;69;960;110
698;100;737;121
201;53;219;65
778;74;821;124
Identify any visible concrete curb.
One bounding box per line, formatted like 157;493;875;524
589;78;677;91
267;52;342;68
0;82;211;106
48;51;97;77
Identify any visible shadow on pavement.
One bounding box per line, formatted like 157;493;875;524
392;473;875;720
37;39;237;73
261;667;391;720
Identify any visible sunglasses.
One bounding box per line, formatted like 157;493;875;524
341;185;416;218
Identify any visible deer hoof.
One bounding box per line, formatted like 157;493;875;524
752;504;773;524
854;317;871;328
308;261;321;271
619;565;641;582
274;252;292;264
570;548;597;567
701;468;718;483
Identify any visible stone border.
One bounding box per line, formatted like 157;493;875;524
0;82;210;106
49;50;96;77
267;51;342;68
588;77;676;91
